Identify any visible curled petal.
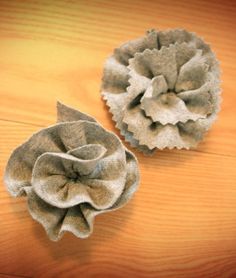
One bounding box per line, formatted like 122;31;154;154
111;149;140;207
26;188;93;241
68;144;107;174
4;125;69;197
32;146;127;209
5;121;124;195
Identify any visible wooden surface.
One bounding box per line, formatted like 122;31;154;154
0;0;236;277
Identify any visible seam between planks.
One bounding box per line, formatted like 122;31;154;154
0;272;32;278
0;118;235;159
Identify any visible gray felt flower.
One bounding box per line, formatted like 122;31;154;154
4;102;139;241
101;29;221;154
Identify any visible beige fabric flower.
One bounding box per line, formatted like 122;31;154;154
101;29;221;154
4;102;139;241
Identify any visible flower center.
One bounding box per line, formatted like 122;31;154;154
66;170;82;183
159;92;177;106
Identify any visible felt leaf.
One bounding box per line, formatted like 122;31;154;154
57;101;97;123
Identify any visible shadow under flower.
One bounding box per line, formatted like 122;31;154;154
30;198;135;262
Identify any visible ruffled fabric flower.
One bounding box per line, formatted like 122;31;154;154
4;102;139;241
101;29;221;154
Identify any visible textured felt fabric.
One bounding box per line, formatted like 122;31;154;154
4;102;140;241
101;29;221;154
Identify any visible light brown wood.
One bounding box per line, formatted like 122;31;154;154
0;0;236;277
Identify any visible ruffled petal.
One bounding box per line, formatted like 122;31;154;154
4;121;123;196
158;29;193;47
32;145;127;209
102;72;154;155
114;29;158;65
175;50;209;92
26;188;93;241
26;187;68;241
101;56;130;94
4;124;71;197
129;46;178;89
110;149;140;208
129;122;191;150
141;92;205;124
174;42;196;70
178;82;213;116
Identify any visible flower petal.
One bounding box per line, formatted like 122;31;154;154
101;56;130;94
26;187;92;241
102;73;154;155
114;29;158;65
68;144;107;174
32;144;127;209
174;42;196;70
26;187;68;241
110;149;140;208
141;92;206;125
158;29;193;48
4;121;123;196
59;205;95;239
129;46;178;89
4;124;71;197
178;82;213;116
175;50;209;92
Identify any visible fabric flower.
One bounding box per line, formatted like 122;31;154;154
101;29;221;154
4;102;139;241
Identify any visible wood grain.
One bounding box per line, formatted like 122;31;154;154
0;0;236;277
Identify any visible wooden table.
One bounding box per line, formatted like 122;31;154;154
0;0;236;277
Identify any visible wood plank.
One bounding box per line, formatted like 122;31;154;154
0;0;235;157
0;0;236;277
1;121;236;277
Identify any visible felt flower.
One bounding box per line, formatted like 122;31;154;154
102;29;221;154
4;102;139;241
